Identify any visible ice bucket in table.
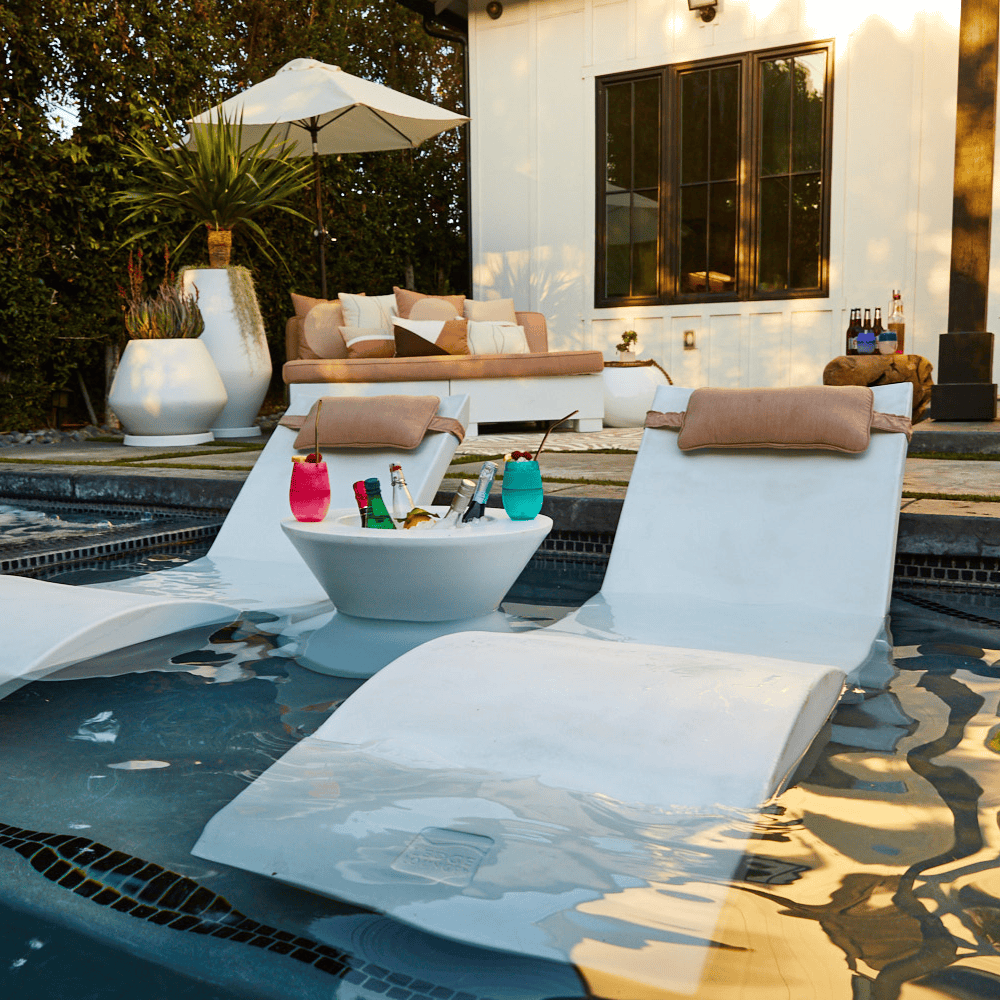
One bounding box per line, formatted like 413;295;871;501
280;509;553;678
281;508;552;622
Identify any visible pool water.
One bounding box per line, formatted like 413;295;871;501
2;583;1000;999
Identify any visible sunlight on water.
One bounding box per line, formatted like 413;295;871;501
1;589;1000;998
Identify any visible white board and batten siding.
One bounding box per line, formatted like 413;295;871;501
468;0;970;387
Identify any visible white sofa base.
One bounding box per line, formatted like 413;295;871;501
289;374;604;439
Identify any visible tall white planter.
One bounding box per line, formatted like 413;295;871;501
109;339;228;446
182;268;272;438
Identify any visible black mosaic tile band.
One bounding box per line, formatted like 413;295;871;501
894;553;1000;595
0;821;497;1000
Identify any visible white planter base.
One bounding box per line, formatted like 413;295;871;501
123;431;215;447
211;425;261;438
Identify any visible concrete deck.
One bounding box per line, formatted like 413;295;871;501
1;418;999;558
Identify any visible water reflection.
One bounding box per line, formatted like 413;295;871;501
2;591;1000;997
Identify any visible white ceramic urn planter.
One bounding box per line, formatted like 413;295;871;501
182;268;272;438
109;338;228;446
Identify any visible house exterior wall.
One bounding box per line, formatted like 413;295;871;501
467;0;970;387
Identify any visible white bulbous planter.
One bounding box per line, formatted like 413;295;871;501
109;338;228;446
603;361;671;428
182;268;272;438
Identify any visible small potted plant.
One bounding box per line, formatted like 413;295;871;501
616;330;639;362
108;250;228;446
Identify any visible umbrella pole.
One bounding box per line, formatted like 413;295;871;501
311;121;328;300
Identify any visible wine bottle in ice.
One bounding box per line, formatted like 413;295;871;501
363;477;397;530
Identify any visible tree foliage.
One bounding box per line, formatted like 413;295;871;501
0;0;468;430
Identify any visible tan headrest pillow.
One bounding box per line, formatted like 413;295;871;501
280;395;465;450
646;386;911;453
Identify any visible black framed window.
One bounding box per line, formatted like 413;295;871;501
596;41;833;306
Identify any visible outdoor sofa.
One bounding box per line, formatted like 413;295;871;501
284;290;605;438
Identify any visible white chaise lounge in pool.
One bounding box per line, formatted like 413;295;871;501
0;391;469;696
192;383;914;995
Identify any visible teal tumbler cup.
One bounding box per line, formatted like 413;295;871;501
501;460;544;520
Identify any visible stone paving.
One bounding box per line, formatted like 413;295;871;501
2;422;1000;511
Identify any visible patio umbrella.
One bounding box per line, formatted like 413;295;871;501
188;58;469;298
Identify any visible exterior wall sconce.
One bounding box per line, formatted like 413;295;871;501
486;1;503;19
688;0;717;22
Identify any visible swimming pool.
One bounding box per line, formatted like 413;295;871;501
2;574;1000;998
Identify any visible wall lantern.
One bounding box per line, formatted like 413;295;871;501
687;0;717;22
486;1;503;19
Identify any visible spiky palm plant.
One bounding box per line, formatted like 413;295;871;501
116;103;311;268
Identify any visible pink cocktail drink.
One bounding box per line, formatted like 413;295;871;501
290;458;331;522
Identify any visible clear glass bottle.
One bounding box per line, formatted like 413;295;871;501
438;479;477;528
857;308;876;355
461;461;499;524
362;477;397;529
352;480;369;527
888;290;905;354
389;463;415;521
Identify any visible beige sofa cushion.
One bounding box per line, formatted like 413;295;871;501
284;350;605;384
464;297;518;324
467;321;529;355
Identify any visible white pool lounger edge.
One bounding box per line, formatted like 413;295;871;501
194;383;914;993
0;392;470;689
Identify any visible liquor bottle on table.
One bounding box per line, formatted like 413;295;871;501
888;290;905;354
845;308;860;355
857;308;876;355
438;479;477;528
352;480;369;527
461;461;499;524
362;477;397;529
389;463;415;522
875;306;897;354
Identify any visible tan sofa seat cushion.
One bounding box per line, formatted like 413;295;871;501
284;350;604;384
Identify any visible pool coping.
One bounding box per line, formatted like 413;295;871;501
2;465;1000;561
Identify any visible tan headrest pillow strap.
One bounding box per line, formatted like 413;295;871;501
644;386;911;452
279;395;464;449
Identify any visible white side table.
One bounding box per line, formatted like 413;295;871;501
602;359;672;428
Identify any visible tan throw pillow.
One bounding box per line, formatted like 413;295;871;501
409;297;462;321
341;328;396;359
302;302;348;359
339;291;396;332
291;292;333;318
394;286;465;320
393;317;469;357
466;321;529;355
464;297;518;324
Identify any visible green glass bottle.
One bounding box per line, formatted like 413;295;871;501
363;477;397;529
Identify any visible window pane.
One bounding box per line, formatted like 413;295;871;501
633;78;660;189
708;181;738;292
681;70;709;184
710;65;740;182
605;201;630;298
633;188;660;296
680;183;708;293
760;58;791;176
792;52;826;172
606;83;632;190
758;176;789;291
789;173;822;288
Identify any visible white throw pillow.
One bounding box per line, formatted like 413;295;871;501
466;321;529;355
339;292;397;332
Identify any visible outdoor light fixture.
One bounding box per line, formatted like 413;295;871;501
687;0;717;22
486;1;503;19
